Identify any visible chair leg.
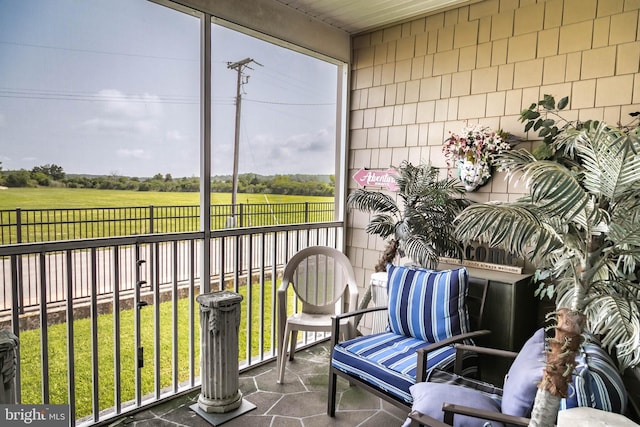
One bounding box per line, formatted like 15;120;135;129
277;323;291;384
327;367;337;416
443;409;454;425
288;330;298;361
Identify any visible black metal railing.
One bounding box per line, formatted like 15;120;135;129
0;221;344;426
0;202;335;244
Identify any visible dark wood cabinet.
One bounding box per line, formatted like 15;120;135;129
440;264;537;383
440;264;537;351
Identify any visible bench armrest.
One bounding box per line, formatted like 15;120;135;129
409;403;530;426
407;410;450;427
330;306;388;347
454;343;518;359
442;403;530;426
415;330;491;381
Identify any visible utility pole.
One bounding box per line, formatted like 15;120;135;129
227;57;261;225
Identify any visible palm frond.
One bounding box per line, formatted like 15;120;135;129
455;202;564;260
394;161;438;199
497;149;590;222
583;290;640;370
495;148;539;174
365;214;397;239
609;221;640;248
567;197;608;232
347;188;398;214
607;206;640;275
402;237;439;270
522;160;589;221
573;122;640;200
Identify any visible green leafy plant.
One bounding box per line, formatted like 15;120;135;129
454;95;640;426
348;161;469;271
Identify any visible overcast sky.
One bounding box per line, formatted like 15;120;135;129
0;0;338;178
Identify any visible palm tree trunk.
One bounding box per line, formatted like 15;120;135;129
529;388;560;427
528;308;586;426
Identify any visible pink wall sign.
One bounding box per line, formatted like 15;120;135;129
352;168;399;191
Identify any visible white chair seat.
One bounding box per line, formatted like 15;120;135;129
285;312;351;328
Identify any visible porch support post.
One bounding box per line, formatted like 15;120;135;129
196;291;243;413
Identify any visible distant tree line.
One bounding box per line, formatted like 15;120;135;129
0;163;334;197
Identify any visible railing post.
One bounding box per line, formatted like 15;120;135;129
239;204;244;228
149;205;154;234
15;208;22;244
15;209;24;314
305;202;309;223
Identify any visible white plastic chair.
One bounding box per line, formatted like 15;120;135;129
277;246;359;384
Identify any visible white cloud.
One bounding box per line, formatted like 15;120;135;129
98;89;162;119
80;89;162;135
116;148;148;160
166;130;185;141
245;127;334;174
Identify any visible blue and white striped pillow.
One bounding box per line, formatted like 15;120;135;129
561;340;627;414
387;265;470;343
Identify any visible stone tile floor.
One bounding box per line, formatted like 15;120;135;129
110;342;408;426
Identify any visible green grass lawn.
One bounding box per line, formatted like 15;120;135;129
0;188;333;243
19;280;291;419
0;187;331;210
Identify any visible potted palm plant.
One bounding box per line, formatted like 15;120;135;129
348;160;469;271
454;95;640;426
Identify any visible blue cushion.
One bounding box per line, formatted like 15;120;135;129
501;328;545;417
331;331;478;404
501;329;628;416
561;340;627;414
405;382;504;427
387;265;470;342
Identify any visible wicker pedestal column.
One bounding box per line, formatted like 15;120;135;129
0;330;18;404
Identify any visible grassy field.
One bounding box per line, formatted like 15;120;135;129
19;279;290;419
0;187;332;210
0;188;334;243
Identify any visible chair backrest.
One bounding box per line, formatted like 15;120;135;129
282;246;358;315
466;277;489;331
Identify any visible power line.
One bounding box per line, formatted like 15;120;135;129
0;40;197;62
244;98;334;106
0;88;333;107
0;87;221;105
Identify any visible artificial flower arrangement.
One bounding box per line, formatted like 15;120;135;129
442;123;511;191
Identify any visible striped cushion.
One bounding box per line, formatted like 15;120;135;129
387;265;471;342
562;341;627;414
331;332;478;404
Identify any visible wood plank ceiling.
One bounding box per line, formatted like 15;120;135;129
271;0;477;34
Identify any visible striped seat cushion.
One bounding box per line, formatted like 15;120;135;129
331;331;478;404
387;265;471;342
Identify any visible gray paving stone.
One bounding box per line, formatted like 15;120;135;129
267;391;327;417
123;342;410;426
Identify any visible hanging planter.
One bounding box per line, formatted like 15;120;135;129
443;124;511;191
457;155;491;191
